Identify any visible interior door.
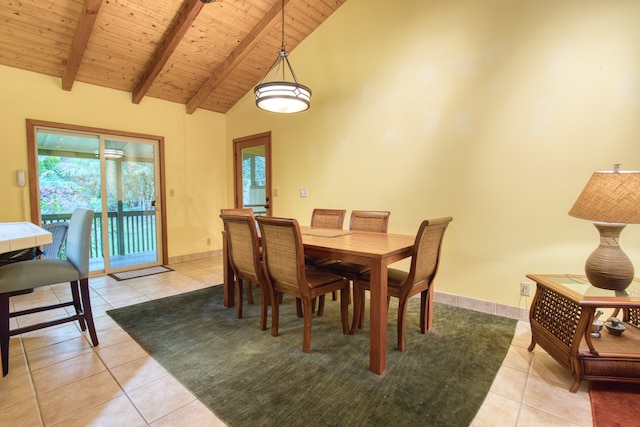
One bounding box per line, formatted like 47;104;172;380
233;132;272;216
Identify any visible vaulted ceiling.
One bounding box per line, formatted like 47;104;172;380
0;0;347;114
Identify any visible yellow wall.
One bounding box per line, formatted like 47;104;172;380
0;65;228;259
226;0;640;308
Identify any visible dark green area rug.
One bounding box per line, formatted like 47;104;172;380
107;285;516;427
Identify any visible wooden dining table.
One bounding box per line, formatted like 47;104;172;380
222;224;416;375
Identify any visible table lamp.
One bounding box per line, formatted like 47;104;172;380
568;164;640;290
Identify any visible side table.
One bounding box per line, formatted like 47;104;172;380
527;274;640;392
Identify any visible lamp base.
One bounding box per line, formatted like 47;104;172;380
585;222;634;291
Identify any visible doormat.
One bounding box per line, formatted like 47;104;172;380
109;266;173;281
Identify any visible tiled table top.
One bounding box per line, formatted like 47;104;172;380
0;222;52;254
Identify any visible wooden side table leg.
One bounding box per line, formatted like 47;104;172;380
569;378;582;393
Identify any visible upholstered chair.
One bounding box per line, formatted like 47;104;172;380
0;208;98;376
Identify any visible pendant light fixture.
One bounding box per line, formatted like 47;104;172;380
254;0;311;113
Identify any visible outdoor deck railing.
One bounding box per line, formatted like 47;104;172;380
42;210;157;259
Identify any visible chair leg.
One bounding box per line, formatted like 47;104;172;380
317;295;325;316
259;286;268;331
302;298;314;353
246;282;254;305
420;287;434;333
235;278;243;319
1;293;9;376
79;278;99;346
397;298;408;352
271;291;280;337
332;290;337;301
70;281;86;331
340;288;349;334
350;286;364;334
295;298;303;317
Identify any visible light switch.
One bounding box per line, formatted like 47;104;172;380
273;188;279;197
300;187;308;198
169;189;175;197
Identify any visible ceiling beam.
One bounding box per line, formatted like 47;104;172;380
186;0;293;114
132;0;207;105
61;0;103;91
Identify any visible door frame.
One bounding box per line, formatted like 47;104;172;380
25;119;169;266
232;132;272;216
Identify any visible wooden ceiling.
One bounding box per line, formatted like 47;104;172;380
0;0;347;114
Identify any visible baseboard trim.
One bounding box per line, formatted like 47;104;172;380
434;290;529;321
168;249;222;265
166;250;529;322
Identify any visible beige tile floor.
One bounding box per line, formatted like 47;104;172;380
0;256;592;426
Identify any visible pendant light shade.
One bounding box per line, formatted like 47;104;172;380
254;0;311;113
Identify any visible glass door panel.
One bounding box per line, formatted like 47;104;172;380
104;138;158;269
242;145;267;215
233;133;272;216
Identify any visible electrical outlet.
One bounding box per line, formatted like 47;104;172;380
300;187;308;198
207;238;211;245
520;282;531;297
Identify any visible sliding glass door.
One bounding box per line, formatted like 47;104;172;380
34;126;162;274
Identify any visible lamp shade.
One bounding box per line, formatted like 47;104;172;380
569;170;640;224
255;81;311;113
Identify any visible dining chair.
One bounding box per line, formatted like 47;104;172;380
6;221;70;297
256;216;350;353
220;213;269;330
221;208;255;217
221;208;257;304
0;208;98;376
304;209;347;311
304;208;346;267
351;216;452;351
41;221;70;259
318;210;391;278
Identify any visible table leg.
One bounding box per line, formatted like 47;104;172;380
369;261;388;374
222;231;235;308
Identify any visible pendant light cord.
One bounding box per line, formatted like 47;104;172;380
281;0;286;51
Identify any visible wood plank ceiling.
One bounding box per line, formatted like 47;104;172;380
0;0;347;114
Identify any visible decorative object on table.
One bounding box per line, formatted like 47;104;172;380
605;317;626;336
591;310;604;338
568;164;640;290
254;0;312;113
